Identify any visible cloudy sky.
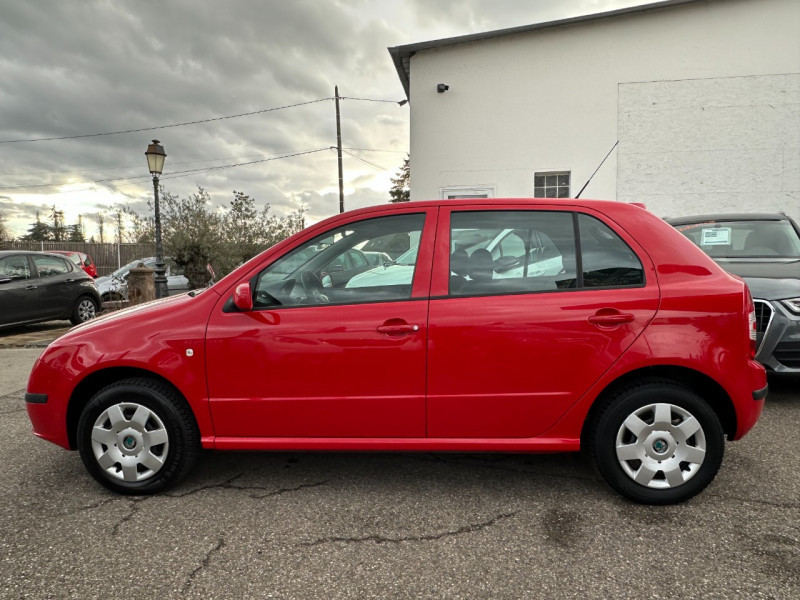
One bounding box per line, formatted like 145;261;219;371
0;0;649;240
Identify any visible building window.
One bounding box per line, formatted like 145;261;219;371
441;187;494;200
534;172;570;198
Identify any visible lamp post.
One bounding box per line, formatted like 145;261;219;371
145;139;168;299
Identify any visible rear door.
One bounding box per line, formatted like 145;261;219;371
426;205;659;438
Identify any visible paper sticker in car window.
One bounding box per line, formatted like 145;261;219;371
701;227;731;246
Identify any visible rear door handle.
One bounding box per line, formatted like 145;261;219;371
25;285;38;290
588;311;635;326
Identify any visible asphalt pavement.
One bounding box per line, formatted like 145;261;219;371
0;331;798;599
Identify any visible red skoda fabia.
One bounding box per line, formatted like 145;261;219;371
25;199;767;504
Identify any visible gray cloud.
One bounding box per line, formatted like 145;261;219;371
0;0;644;238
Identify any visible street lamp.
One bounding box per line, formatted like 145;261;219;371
145;139;168;299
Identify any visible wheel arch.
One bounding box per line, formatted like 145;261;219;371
580;365;737;445
66;367;193;450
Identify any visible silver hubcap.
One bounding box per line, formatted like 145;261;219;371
90;402;169;482
78;299;96;322
615;403;706;489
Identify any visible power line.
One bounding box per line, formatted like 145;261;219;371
340;96;406;104
341;149;388;172
0;148;331;193
2;149;402;178
0;98;333;144
0;95;405;145
343;147;407;154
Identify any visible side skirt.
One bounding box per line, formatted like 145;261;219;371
203;436;580;453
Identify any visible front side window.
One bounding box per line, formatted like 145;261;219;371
33;256;71;278
0;256;31;280
254;213;426;308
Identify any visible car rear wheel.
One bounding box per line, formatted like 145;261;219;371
70;295;98;325
77;378;200;494
590;380;724;504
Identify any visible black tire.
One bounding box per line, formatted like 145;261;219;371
70;295;98;325
77;378;200;494
590;379;724;505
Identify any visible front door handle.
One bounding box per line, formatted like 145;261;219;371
25;285;38;291
588;310;635;326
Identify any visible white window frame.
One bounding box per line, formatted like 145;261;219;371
441;186;495;200
534;171;571;198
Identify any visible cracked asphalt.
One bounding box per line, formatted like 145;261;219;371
1;347;798;599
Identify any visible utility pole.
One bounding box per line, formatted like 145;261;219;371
335;85;344;213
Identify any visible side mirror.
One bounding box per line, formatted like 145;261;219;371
233;282;253;311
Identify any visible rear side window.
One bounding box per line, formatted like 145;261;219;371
449;211;577;295
578;214;644;287
33;256;72;278
449;211;643;296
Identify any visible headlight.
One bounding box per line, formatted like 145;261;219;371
782;298;800;314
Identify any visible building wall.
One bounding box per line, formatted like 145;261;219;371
407;0;800;219
618;74;800;219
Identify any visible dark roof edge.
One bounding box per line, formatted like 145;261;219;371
388;0;709;98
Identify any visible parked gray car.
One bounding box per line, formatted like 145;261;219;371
667;213;800;373
0;251;100;328
95;257;189;302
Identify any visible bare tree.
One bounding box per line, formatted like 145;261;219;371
96;212;106;244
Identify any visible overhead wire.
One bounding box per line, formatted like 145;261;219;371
0;98;334;144
0;148;332;193
0;94;406;193
0;95;404;145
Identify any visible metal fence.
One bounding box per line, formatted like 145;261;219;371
0;241;156;276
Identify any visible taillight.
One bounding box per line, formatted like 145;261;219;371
746;290;757;358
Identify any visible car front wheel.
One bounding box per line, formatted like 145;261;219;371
77;378;200;494
70;295;98;325
590;380;724;505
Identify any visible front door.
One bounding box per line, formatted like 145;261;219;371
0;254;40;325
31;254;77;320
205;210;436;439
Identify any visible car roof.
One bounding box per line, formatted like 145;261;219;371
665;213;792;225
0;250;75;258
316;198;651;226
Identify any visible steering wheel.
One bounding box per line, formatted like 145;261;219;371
300;271;329;304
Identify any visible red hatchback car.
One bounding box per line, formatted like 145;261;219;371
50;250;98;278
25;199;767;504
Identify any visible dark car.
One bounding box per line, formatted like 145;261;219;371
0;251;101;328
667;213;800;373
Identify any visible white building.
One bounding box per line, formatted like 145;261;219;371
388;0;800;220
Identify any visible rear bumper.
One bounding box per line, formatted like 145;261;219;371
731;359;767;440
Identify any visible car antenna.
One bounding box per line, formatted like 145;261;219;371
575;140;618;199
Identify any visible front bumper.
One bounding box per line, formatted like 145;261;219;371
754;299;800;373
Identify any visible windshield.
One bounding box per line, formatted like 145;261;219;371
674;220;800;259
107;257;158;279
394;245;419;266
